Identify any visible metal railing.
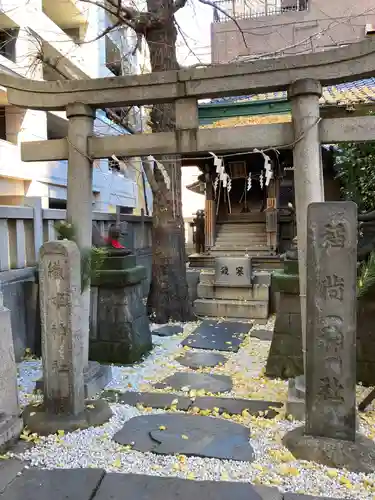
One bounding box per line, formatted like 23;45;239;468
213;1;308;22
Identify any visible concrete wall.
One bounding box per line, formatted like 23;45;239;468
0;203;152;360
212;0;375;63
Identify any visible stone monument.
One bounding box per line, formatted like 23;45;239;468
0;287;23;449
23;240;112;435
89;230;152;364
283;202;375;473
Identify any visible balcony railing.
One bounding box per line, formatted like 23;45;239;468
213;1;308;22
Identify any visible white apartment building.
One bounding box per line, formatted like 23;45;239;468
0;0;152;214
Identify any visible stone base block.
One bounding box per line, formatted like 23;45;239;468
187;269;200;305
193;298;268;319
197;283;269;301
91;266;146;287
83;362;112;398
22;399;112;436
283;425;375;473
36;362;112;399
90;315;152;364
0;414;23;452
285;378;305;421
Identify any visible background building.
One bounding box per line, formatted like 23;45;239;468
0;0;152;213
212;0;375;63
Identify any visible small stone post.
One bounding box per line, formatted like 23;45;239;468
23;240;112;435
66;103;95;371
41;240;84;415
288;79;325;371
0;288;23;448
283;202;375;473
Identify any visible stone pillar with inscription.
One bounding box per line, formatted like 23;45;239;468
23;240;112;435
283;202;375;474
0;287;23;449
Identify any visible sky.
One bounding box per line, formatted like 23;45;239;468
174;1;213;215
175;0;213;66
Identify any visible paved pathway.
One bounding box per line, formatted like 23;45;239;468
0;460;339;499
3;321;356;500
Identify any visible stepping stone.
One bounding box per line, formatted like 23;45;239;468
0;460;25;494
177;351;227;369
94;473;280;500
195;397;283;418
113;413;255;461
153;325;183;337
0;468;105;500
250;329;273;341
181;320;251;352
102;390;192;410
154;372;232;393
102;391;284;418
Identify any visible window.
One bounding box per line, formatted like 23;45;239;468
281;0;308;12
0;28;19;63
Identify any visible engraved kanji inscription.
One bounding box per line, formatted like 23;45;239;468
221;265;229;276
320;315;344;346
50;322;68;338
322;222;346;248
322;275;344;301
318;376;345;401
48;261;64;280
236;266;244;277
51;292;70;309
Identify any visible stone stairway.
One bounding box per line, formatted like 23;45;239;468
193;267;270;320
210;222;271;256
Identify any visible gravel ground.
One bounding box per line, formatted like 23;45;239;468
13;318;375;499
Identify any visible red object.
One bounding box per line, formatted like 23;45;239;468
105;237;125;249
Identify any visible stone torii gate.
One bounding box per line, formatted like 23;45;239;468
1;38;375;378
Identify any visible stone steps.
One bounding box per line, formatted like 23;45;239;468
194;298;269;319
197;283;269;301
188;254;282;271
210;248;271;256
217;224;266;234
194;267;270;320
215;236;267;244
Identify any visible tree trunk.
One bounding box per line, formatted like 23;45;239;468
144;9;193;322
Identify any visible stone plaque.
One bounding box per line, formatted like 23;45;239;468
214;257;252;287
39;240;84;416
306;202;357;441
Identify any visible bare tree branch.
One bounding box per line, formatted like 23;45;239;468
80;20;123;45
174;19;203;66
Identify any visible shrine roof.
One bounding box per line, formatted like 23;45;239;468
207;78;375;107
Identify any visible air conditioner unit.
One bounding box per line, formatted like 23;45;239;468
366;24;375;35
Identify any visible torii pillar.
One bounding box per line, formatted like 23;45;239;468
66;103;112;395
288;79;325;394
66;103;94;370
